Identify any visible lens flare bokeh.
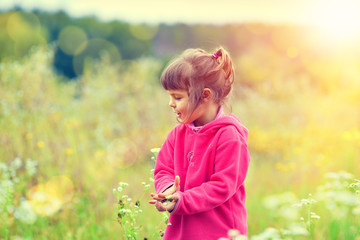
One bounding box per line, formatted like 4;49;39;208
129;24;158;40
58;25;87;56
6;11;46;57
73;38;121;76
106;138;138;169
27;176;74;216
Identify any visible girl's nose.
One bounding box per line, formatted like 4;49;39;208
169;99;175;108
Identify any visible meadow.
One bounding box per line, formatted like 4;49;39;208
1;31;360;240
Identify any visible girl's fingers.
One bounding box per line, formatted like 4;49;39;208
158;193;166;198
150;192;165;201
164;201;177;212
150;197;178;212
174;176;180;191
155;201;166;212
172;193;179;201
153;196;165;201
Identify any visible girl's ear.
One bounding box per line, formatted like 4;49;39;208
202;88;212;103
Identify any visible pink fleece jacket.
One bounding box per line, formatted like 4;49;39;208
154;113;250;240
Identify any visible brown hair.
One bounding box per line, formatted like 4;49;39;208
160;47;235;116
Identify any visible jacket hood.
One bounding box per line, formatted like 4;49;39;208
185;114;248;140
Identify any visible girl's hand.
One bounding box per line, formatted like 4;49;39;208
149;176;180;212
153;193;179;212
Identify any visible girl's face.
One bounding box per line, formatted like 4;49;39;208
167;90;191;124
167;89;200;125
167;89;216;126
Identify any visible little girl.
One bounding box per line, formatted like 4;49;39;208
149;47;250;239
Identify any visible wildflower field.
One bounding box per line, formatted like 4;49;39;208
1;26;360;239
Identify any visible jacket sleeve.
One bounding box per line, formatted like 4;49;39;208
172;129;250;215
154;129;176;193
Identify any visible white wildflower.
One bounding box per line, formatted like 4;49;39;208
352;206;360;215
0;179;14;209
310;212;320;219
287;223;308;236
326;171;353;180
25;158;38;176
228;229;240;238
251;227;280;240
14;200;37;224
150;148;160;154
11;157;22;170
12;236;26;240
7;205;14;213
119;182;128;188
9;168;16;178
119;208;131;214
0;162;8;173
234;235;247;240
298;198;317;206
263;192;297;209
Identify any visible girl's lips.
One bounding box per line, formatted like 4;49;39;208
173;110;181;118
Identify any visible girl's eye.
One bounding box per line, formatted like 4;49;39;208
172;96;181;100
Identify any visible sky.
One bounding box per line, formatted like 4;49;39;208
1;0;360;39
0;0;353;25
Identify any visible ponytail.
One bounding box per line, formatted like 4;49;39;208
213;47;234;82
208;47;235;98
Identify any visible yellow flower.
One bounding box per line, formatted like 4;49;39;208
94;150;105;159
52;112;61;122
275;162;285;171
276;162;296;172
65;148;73;155
65;118;80;128
37;141;44;148
288;162;296;170
25;133;33;140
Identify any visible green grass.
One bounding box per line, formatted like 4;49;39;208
1;45;360;240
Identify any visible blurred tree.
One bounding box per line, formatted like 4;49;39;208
0;7;331;89
53;47;76;79
0;12;15;60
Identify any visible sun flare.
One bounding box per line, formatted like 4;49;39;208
312;0;360;41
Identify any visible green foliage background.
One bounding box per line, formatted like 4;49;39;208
0;8;360;240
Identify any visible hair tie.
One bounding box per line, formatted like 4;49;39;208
212;52;219;59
